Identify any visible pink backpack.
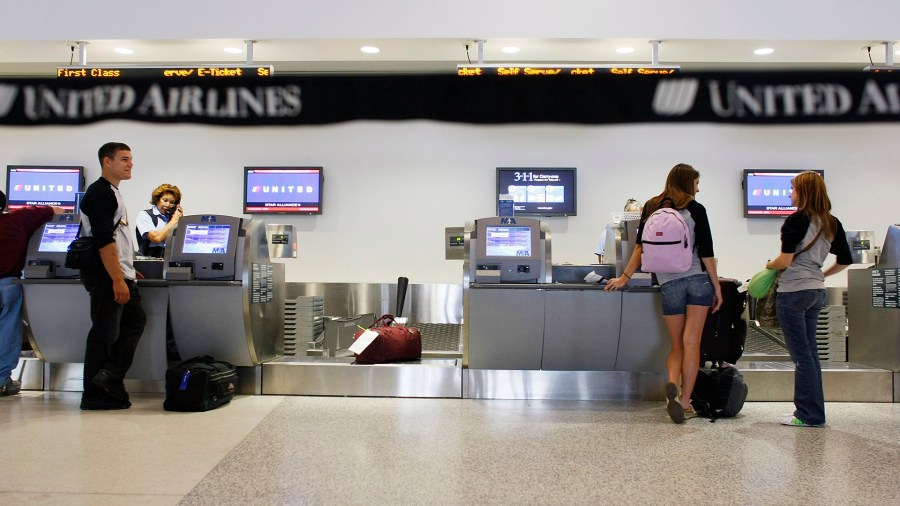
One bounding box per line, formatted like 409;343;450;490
640;207;693;273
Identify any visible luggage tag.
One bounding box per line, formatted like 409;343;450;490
348;330;379;355
179;371;191;391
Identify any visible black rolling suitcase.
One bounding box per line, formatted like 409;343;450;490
701;278;747;365
164;355;237;412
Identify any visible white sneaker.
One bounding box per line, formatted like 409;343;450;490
781;416;824;428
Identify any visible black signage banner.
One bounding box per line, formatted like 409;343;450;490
0;71;898;127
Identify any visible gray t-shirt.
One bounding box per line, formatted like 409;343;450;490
777;212;853;293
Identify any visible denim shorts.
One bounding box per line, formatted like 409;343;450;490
659;274;714;316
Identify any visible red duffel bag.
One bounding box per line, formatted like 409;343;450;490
351;314;422;364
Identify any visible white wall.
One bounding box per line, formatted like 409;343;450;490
2;120;896;286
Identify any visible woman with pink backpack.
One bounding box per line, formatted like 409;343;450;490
605;163;723;424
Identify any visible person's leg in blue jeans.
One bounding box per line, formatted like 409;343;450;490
0;279;25;387
776;289;827;425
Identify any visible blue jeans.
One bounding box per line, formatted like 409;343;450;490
776;289;827;425
659;274;714;316
0;278;24;383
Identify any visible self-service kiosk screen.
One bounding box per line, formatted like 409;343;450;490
182;224;231;254
37;223;80;252
485;226;533;257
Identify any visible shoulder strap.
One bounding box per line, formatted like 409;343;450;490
797;228;824;256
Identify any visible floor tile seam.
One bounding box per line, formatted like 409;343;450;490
0;489;185;498
179;395;292;496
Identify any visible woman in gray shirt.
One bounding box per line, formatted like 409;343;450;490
765;171;852;428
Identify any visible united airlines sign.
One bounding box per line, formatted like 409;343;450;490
654;78;900;119
0;71;897;125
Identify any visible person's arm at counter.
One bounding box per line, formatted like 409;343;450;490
702;256;723;313
604;244;642;291
146;206;183;244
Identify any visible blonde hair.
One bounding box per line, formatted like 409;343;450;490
150;184;182;206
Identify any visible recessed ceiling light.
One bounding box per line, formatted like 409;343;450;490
754;48;775;55
360;46;380;54
615;47;635;54
501;46;520;54
223;47;243;54
114;48;134;55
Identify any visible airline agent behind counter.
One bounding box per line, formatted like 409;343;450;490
135;184;183;258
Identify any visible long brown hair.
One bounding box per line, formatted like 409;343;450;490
792;171;836;240
643;163;699;215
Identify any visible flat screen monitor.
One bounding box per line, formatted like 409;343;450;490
743;169;825;218
5;165;84;212
497;167;576;217
243;167;323;214
37;222;81;252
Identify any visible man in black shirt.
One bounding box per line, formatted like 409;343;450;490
78;142;146;410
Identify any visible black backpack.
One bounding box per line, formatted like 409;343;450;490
134;208;161;257
690;364;749;421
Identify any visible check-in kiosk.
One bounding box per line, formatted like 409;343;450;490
605;217;641;278
19;214;169;386
22;214;81;279
165;215;284;372
465;216;551;284
848;225;900;400
462;216;669;400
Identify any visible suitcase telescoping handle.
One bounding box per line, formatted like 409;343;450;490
395;276;409;318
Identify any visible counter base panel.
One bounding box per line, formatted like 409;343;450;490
261;357;462;397
17;359;895;402
40;363;165;393
464;369;666;400
739;361;894;402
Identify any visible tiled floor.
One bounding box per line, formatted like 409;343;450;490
1;392;898;505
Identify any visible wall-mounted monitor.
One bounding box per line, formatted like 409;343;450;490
243;167;323;215
742;169;825;218
496;167;576;217
5;165;84;212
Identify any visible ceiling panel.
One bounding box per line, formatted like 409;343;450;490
1;38;897;76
